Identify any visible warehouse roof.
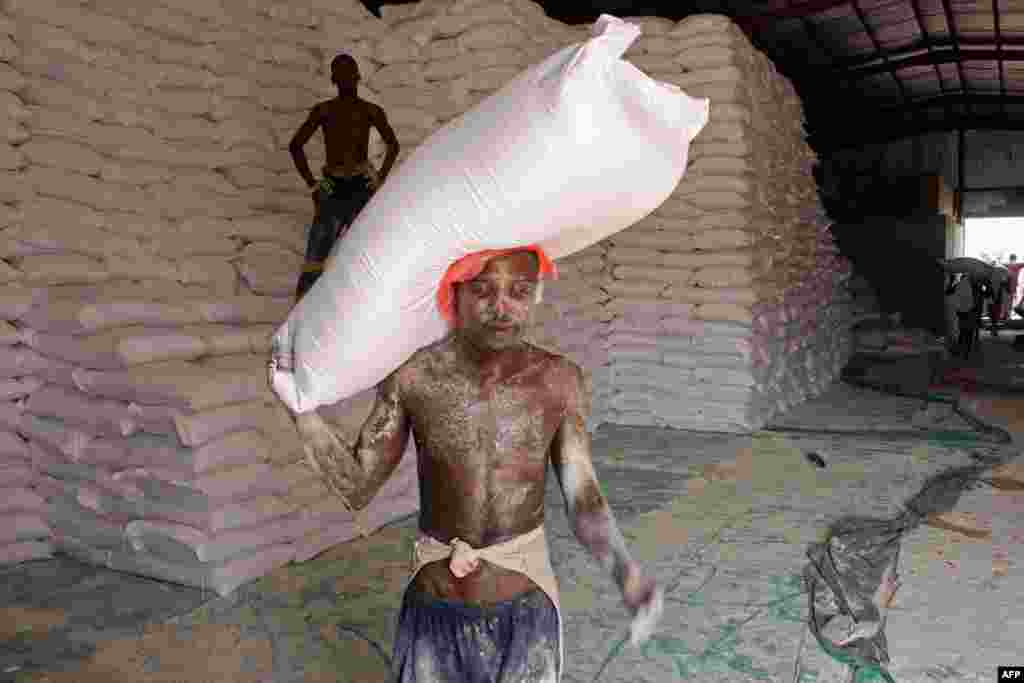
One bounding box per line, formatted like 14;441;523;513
733;0;1024;151
565;1;1024;151
375;0;1024;151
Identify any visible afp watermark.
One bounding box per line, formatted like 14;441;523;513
999;666;1024;679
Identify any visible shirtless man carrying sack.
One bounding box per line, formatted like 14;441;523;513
284;247;664;682
289;53;400;301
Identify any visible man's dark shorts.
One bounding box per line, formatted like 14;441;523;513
295;174;374;299
392;586;560;683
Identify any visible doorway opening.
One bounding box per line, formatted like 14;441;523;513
964;216;1023;264
963;216;1024;322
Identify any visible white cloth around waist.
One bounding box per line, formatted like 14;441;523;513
407;524;564;681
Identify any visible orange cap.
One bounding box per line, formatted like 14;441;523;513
437;245;557;325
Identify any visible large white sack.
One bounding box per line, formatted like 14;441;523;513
272;15;708;414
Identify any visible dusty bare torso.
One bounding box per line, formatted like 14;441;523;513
398;337;571;605
320;96;374;175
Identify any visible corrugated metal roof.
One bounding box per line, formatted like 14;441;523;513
371;0;1024;150
723;0;1024;149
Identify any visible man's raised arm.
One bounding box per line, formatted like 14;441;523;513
295;369;410;510
549;362;663;642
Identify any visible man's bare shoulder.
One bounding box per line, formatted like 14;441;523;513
358;97;386;114
522;341;580;373
316;96;377;117
521;342;586;394
521;343;589;419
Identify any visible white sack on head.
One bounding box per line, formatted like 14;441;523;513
271;14;708;414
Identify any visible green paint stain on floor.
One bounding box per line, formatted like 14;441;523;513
235;605;261;627
559;575;599;612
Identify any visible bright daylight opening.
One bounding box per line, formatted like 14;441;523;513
964;216;1024;321
964;216;1024;264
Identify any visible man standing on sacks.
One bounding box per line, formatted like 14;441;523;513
289;53;400;301
282;246;664;683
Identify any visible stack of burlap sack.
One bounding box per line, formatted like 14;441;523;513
1;5;52;566
0;0;424;585
0;0;647;582
0;283;422;592
0;0;850;590
597;15;855;431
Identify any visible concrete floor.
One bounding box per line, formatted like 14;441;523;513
2;335;1022;683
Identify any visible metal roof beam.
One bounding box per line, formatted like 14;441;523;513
939;0;971;121
873;92;1024;113
994;0;1007;120
842;48;1024;79
811;117;1024;150
848;0;914;125
832;35;1024;70
958;35;1024;47
907;0;951;124
809;94;1024;141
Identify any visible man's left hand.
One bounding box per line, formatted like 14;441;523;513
622;562;664;646
623;562;658;614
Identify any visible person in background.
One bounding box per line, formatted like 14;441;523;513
985;261;1012;334
945;273;977;358
289;53;400;301
1005;253;1023;319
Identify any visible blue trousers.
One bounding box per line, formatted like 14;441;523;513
392;586;560;683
